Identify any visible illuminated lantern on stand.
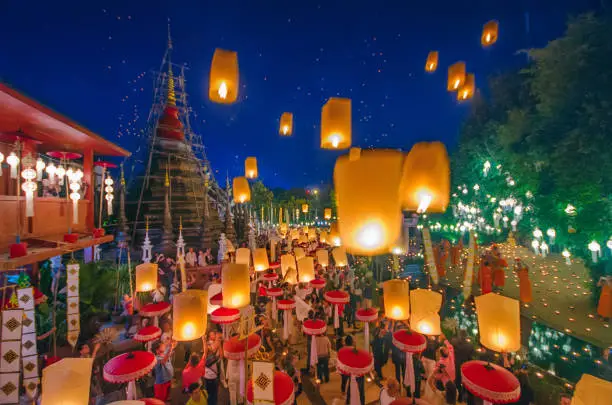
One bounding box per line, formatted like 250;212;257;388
399;142;450;214
253;248;269;271
135;263;158;292
332;247;348;267
173;290;207;341
425;51;439;72
222;263;250;309
392;329;426;396
475;293;520;353
209;48;239;104
279;112;293;136
233;177;251;203
481;20;499;47
321;97;351;149
447;61;466;91
384;279;410;321
297;256;315;283
105;176;114;215
245;157;258;179
333;148;404;255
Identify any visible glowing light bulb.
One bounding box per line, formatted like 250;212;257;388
417;192;433;214
282;125;289;135
462;90;469;99
329;133;341;148
392;247;403;255
356;222;384;250
218;81;228;99
429;63;434;70
332;236;341;247
247;170;255;178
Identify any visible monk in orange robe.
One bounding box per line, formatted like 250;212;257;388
516;259;532;303
597;276;612;320
480;258;493;295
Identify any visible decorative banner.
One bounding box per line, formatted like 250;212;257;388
18;286;40;399
23;377;39;399
0;341;21;373
21;356;38;379
252;361;275;403
16;288;34;311
66;262;80;348
1;310;23;341
0;373;19;404
463;231;476;300
1;309;23;404
422;228;439;285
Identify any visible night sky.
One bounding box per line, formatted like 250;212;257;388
0;0;597;189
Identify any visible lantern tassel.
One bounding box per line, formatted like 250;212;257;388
107;199;113;215
10;165;17;179
363;322;370;352
25;191;34;217
404;352;415;395
283;311;290;341
334;304;340;329
126;380;137;400
239;358;246;398
272;297;277;322
349;374;360;405
72;198;79;224
310;335;318;366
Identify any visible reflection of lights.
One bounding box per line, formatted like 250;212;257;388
218;81;228;99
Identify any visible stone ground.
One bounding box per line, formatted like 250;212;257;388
442;243;610;348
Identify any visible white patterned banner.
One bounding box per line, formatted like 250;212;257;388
21;333;37;358
16;288;34;311
18;286;40;401
22;377;39;399
252;361;275;403
0;373;19;404
66;263;80;348
0;341;21;373
1;310;23;341
21;356;38;380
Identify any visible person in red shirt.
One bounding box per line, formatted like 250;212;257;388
182;353;206;391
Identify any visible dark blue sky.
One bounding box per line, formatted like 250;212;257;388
0;0;597;189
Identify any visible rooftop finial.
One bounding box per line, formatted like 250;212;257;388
167;19;173;50
166;20;176;106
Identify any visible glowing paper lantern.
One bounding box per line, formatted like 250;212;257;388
447;61;466;91
332;247;348;267
384;279;410;320
233;177;251;203
316;249;329;267
41;358;93;405
475;293;520;352
235;247;251;267
280;112;293;136
209;48;239;104
173;290;207;341
410;288;442;315
457;73;475;101
571;374;612;405
300;204;308;214
481;20;499;47
298;234;308;245
297;256;315;283
321;97;351;150
104;177;114;215
413;314;442;336
425;51;439;72
135;263;158;292
36;158;45;181
399;142;450;214
329;223;341;246
69;182;81;224
294;247;306;261
333;148;404;255
324;208;332;220
222;263;250;309
319;231;328;244
284;268;298;285
245;157;258;179
7;152;19;179
280;254;297;276
253;248;269;271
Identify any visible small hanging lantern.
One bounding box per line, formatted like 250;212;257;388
173;290;207;341
475;293;521;353
135;263;158;292
69;182;81;224
321;97;351;150
324;208;332;220
222;263;250;309
399;142;450;214
7;152;19;179
35;157;45;181
235;247;251;267
281;254;297;276
45;163;56;184
447;61;466;91
332;246;348;267
333;148;404;255
316;249;329;267
104;176;114;215
297;256;315;283
56;165;66;185
253;248;269;271
302;203;309;213
245;157;258;179
457;73;475;101
20;154;37;217
384;279;410;320
280;112;294;136
481;20;499;47
233;176;251;203
425;51;439;72
209;48;239;104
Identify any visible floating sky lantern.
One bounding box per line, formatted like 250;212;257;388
316;249;329;267
253;248;269;271
173;290;207;341
329;222;341;246
319;231;328;244
481;20;499;47
410;289;442;336
135;263;158;292
425;51;439;72
321;97;351;150
42;358;94;405
244;157;258;179
447;61;466;91
222;263;250;309
235;247;251;267
302;203;309;213
457;73;475;101
279;112;293;136
281;254;297;276
334;148;404;255
399;142;450;214
209;48;238;104
233;177;250;203
298;256;315;283
332;246;348;267
294;247;306;261
475;293;520;353
384;279;410;321
324;208;332;220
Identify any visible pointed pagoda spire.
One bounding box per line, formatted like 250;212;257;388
116;163;130;243
166;21;177;107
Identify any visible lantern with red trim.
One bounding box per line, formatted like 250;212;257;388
355;307;378;352
261;272;279;285
224;334;262;399
266;287;283;323
392;329;426;396
277;299;296;341
210;292;223;306
139;301;171;327
324;290;349;330
336;347;373;405
133;325;162;351
211;307;241;339
302;319;327;366
247;371;294;405
461;361;520;404
103;351;157;400
309;278;326;290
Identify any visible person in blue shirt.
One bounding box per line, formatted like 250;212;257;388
152;339;177;401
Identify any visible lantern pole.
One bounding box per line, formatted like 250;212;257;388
239;311;264;400
98;167;106;228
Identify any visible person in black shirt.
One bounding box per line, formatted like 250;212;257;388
372;327;387;380
422;336;440;379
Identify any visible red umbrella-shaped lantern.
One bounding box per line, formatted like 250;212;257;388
141;400;165;405
324;290;349;329
247;370;294;405
210;292;223;306
303;319;327;366
224;334;262;400
277;299;296;341
211;307;241;339
269;262;281;270
337;347;374;405
309;278;326;289
133;325;161;343
262;272;279;284
356;307;378;352
392;329;426;397
266;287;283;322
103;351;156;400
139;302;171;327
461;361;520;404
389;398;431;405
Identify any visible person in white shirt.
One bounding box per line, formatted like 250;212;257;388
380;378;400;405
186;248;197;267
152;281;167;303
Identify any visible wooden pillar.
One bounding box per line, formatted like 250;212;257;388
83;148;94;231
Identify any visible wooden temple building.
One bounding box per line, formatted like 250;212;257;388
0;82;130;271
